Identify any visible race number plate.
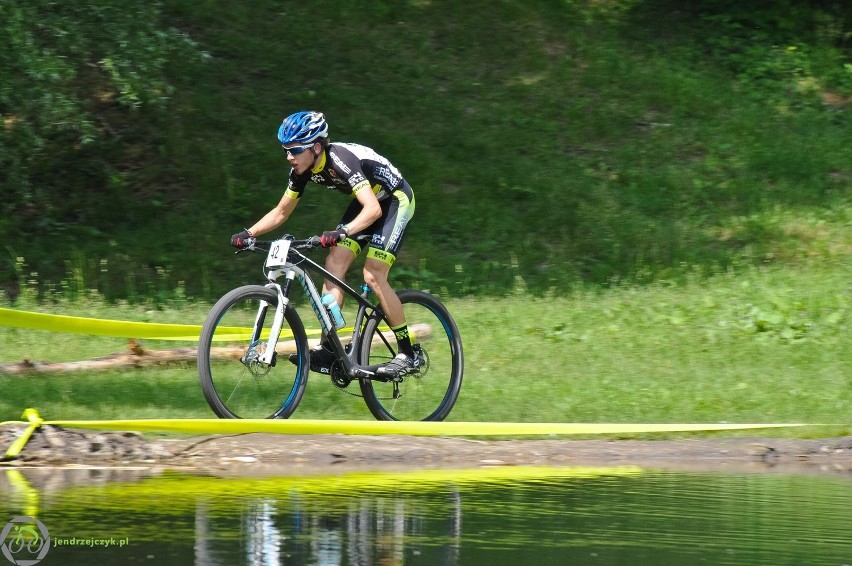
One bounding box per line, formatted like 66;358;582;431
265;239;291;268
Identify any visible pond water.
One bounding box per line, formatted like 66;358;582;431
1;465;850;565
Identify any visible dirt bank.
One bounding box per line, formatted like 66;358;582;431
2;425;851;476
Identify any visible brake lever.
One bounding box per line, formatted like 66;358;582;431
234;237;263;254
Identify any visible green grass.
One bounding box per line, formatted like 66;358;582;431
2;258;848;438
2;1;849;302
1;2;849;437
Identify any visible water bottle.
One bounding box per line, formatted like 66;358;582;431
321;292;345;329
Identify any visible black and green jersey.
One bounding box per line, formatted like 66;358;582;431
285;142;416;265
286;142;406;202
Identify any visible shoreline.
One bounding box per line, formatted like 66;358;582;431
2;425;851;477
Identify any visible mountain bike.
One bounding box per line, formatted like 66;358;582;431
197;234;463;421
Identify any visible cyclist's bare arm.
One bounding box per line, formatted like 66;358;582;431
345;186;382;234
249;193;299;237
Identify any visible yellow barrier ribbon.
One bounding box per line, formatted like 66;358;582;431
0;307;325;340
41;416;809;437
3;408;45;460
0;307;204;340
0;408;814;461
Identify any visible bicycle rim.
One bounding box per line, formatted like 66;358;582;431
198;285;309;419
359;289;463;421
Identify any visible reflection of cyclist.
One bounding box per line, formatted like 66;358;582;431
230;111;417;377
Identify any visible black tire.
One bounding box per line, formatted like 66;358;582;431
198;285;309;419
358;289;463;421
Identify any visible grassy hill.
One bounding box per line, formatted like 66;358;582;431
1;2;849;431
4;1;849;301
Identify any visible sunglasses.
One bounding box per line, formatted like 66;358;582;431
282;144;313;156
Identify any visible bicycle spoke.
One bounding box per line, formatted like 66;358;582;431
198;286;309;419
359;290;463;421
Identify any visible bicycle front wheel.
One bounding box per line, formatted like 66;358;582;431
358;289;463;421
198;285;310;419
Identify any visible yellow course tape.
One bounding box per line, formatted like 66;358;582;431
2;408;813;460
0;307;325;341
3;409;44;460
45;419;809;437
0;307;205;340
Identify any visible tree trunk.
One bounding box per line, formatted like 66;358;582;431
0;324;432;375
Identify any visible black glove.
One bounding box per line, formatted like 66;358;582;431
230;229;253;249
320;225;349;248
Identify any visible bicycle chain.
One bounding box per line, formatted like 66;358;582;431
329;366;400;401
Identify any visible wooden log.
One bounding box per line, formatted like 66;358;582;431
0;324;432;375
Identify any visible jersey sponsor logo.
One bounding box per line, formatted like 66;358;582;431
388;210;412;249
313;173;346;188
351;180;371;194
375;165;401;187
331;152;352;174
348;172;366;186
371;234;386;247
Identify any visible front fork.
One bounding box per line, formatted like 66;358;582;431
255;271;295;366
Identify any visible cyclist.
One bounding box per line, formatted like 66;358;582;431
230;111;417;377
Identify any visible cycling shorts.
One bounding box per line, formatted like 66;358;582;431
337;181;415;266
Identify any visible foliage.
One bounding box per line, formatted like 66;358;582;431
0;0;849;301
647;0;852;109
0;0;203;239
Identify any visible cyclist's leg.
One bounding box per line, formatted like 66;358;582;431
363;185;415;369
299;245;358;372
322;245;357;303
364;256;405;325
322;198;363;305
306;202;363;369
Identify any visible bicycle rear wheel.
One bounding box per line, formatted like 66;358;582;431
358;289;463;421
198;285;309;419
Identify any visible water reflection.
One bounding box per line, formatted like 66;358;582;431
1;465;850;565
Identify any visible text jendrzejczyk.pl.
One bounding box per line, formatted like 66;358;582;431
52;537;129;548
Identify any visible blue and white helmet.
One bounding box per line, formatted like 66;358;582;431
277;111;328;145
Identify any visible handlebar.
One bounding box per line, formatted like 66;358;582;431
241;235;320;252
236;233;371;254
263;235;322;249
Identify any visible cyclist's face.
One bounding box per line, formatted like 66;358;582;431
286;143;316;173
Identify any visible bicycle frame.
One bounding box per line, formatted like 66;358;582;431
200;233;463;421
254;241;394;380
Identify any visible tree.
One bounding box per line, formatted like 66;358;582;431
0;0;202;236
